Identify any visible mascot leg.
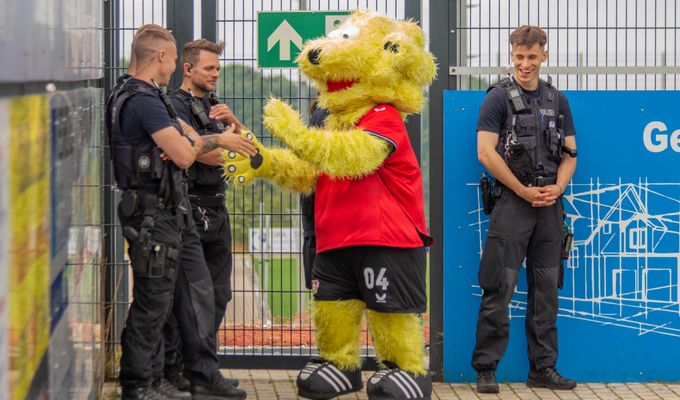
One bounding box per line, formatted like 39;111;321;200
297;299;365;399
365;310;433;400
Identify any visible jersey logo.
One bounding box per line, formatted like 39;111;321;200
375;293;387;303
374;106;387;112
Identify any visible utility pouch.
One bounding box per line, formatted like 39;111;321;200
119;191;138;218
545;126;564;162
147;241;180;280
506;141;535;186
480;172;495;215
152;147;164;180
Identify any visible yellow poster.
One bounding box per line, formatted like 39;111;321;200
7;95;50;400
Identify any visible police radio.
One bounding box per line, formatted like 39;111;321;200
506;76;528;112
188;89;212;128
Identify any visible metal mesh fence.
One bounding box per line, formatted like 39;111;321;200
103;0;167;378
451;0;680;90
103;0;423;374
216;0;409;367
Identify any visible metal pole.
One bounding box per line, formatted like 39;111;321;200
103;0;128;379
428;0;457;382
405;0;422;163
201;0;217;42
167;0;195;88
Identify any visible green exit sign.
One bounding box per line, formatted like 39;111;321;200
257;11;351;68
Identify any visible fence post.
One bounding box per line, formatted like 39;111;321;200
167;0;195;88
428;0;459;382
202;0;217;42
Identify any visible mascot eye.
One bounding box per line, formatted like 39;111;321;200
329;25;359;40
383;41;400;53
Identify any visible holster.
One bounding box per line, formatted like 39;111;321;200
559;211;573;289
122;193;180;280
480;172;495;215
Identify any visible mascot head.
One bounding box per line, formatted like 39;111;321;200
297;10;436;127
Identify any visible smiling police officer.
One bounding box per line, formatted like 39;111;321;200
472;25;578;394
106;25;255;400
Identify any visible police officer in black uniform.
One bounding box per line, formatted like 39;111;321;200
105;25;255;400
158;39;243;391
472;25;578;394
300;101;329;290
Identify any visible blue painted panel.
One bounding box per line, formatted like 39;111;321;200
443;90;680;382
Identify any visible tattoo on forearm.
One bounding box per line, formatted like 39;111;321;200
199;135;222;154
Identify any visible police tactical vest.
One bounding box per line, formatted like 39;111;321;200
105;77;167;191
169;89;225;192
491;78;565;179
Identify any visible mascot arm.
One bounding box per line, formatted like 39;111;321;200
223;131;318;194
264;98;392;178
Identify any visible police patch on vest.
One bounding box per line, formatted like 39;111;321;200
540;109;555;117
138;155;151;170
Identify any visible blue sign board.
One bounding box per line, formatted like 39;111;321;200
443;91;680;382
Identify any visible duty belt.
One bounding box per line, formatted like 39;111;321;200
533;176;557;187
124;190;173;210
187;193;226;207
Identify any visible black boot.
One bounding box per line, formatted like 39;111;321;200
190;377;247;399
121;385;169;400
165;372;191;392
153;377;191;399
476;370;499;393
296;358;363;399
527;368;577;390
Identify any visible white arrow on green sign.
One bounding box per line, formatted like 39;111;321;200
258;11;351;68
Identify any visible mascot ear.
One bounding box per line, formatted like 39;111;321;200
383;30;437;87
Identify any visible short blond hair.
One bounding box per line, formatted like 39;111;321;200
182;39;225;67
132;24;176;62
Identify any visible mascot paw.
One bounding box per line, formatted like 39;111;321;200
263;98;305;143
223;130;271;186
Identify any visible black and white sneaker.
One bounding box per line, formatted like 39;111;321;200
296;358;363;399
366;363;432;400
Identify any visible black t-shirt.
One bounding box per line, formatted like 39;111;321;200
477;83;576;136
169;90;196;129
119;78;178;146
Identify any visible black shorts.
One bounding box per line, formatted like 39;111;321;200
312;246;427;313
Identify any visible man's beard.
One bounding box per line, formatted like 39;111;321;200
194;80;214;94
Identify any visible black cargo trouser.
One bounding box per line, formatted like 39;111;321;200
300;193;316;290
159;204;232;379
471;188;564;372
118;193;221;389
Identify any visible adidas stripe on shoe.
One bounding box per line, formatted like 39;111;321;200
366;367;432;400
296;358;363;400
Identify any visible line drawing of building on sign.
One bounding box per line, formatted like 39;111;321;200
469;179;680;337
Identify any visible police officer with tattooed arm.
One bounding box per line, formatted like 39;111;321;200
472;25;578;394
105;25;254;400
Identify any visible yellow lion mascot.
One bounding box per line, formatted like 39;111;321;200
225;10;436;400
